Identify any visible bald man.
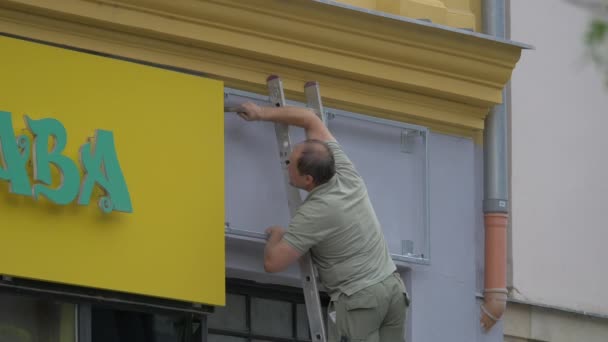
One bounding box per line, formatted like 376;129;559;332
238;102;409;342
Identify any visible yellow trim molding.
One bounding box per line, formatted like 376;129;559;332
0;0;524;138
332;0;479;31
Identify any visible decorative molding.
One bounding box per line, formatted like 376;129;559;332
0;0;525;137
377;0;447;25
336;0;478;30
446;8;476;30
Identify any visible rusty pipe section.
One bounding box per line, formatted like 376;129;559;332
480;213;508;330
481;0;509;331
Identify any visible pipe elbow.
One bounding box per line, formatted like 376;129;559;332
480;289;507;331
482;213;509;331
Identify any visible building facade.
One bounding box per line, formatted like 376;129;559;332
507;1;608;341
0;1;524;341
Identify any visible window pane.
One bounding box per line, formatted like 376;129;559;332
296;304;310;340
208;294;247;331
297;303;329;340
0;292;76;342
208;334;247;342
251;298;292;338
92;308;193;342
153;315;187;342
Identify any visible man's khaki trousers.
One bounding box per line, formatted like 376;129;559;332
328;273;409;342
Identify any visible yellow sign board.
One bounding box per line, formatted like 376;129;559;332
0;35;225;306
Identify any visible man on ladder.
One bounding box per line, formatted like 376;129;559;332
236;88;410;342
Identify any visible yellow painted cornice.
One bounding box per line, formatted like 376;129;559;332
0;0;525;137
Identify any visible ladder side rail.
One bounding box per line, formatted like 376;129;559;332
266;75;327;342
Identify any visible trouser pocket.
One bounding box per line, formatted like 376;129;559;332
392;273;410;307
335;289;381;341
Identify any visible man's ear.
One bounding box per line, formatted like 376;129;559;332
305;174;315;185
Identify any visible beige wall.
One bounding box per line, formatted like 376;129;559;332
510;0;608;316
505;302;608;342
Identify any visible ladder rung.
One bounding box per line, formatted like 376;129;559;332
225;228;268;241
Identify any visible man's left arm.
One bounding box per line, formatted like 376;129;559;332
264;226;302;273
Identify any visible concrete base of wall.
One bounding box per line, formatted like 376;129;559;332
504;301;608;342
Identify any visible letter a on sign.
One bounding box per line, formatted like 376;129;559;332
78;130;133;213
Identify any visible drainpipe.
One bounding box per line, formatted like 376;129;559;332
481;0;509;332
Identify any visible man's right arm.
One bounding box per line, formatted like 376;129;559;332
237;102;334;142
238;101;359;177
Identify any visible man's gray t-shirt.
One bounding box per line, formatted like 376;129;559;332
283;141;396;300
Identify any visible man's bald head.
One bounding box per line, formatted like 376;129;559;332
295;139;336;186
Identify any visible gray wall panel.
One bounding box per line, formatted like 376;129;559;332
327;115;427;257
426;133;476;281
224;110;496;341
224;114;291;230
407;133;480;341
225;110;428;258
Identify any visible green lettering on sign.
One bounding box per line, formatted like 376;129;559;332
0;112;132;213
78;130;132;213
0;111;31;196
26;116;81;205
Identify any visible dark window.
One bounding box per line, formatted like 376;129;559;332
91;308;201;342
208;279;329;342
0;292;76;342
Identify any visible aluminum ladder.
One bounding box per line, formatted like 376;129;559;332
266;75;327;342
224;75;328;341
